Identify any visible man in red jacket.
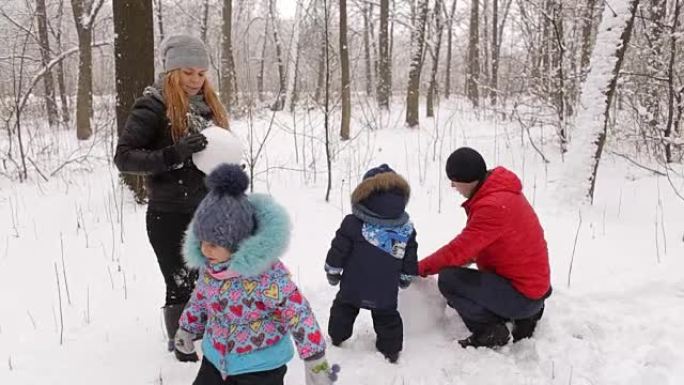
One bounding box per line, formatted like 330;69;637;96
419;147;551;348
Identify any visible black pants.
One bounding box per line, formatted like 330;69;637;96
146;209;198;306
328;298;403;356
438;267;548;333
193;357;287;385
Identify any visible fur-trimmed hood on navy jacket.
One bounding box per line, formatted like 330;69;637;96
182;193;291;277
351;169;411;226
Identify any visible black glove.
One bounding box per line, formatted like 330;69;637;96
174;133;207;161
327;273;341;286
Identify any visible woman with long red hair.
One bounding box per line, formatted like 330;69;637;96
114;35;229;362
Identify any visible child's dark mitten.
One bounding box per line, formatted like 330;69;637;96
326;273;341;286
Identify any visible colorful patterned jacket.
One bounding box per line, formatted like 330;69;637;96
180;194;327;376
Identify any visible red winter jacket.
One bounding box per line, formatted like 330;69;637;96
418;167;550;299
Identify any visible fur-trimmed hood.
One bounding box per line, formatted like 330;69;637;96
183;193;291;277
351;171;410;204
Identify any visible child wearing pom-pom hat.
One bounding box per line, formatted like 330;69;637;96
175;163;340;385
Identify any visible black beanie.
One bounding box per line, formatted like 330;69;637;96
445;147;487;182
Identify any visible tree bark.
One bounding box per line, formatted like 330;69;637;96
570;0;640;202
36;0;59;128
644;0;667;148
285;0;306;112
268;0;286;110
315;33;326;104
490;0;498;105
482;0;490;87
257;13;268;102
444;0;457;99
221;0;238;110
405;0;429;127
388;0;395;94
664;0;681;162
579;0;599;75
339;0;351;140
54;0;70;125
426;0;444;117
466;0;480;107
113;0;154;203
314;0;327;105
71;0;104;140
377;0;390;108
201;0;210;43
154;0;164;42
363;3;373;97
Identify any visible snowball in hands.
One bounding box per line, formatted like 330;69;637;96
192;125;245;174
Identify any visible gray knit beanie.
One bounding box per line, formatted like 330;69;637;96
160;35;209;72
192;164;255;252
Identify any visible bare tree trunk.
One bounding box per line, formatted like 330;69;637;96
114;0;154;202
444;0;457;99
285;0;306;112
363;3;373;96
427;0;444;118
405;0;429;127
339;0;351;140
569;0;639;202
490;0;498;105
492;0;512;105
541;0;553;89
314;0;327;105
466;0;480;107
201;0;210;43
664;0;682;162
551;1;568;151
315;34;326;104
323;0;332;201
388;0;395;93
54;0;70;125
71;0;104;140
114;0;154;135
153;0;164;42
74;23;92;140
579;0;599;75
221;0;238;110
368;4;378;91
482;0;490;88
644;0;667;151
377;0;390;109
36;0;58;128
269;0;286;110
257;14;268;102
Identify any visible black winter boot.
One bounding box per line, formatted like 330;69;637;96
458;323;510;349
383;351;400;364
163;304;184;351
512;305;545;342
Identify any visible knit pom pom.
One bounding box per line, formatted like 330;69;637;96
206;163;249;196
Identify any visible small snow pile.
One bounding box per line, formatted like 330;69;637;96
398;277;447;335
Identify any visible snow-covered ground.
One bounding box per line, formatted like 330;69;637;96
1;102;683;384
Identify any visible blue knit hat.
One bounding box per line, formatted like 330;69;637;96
191;164;254;252
363;163;394;180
